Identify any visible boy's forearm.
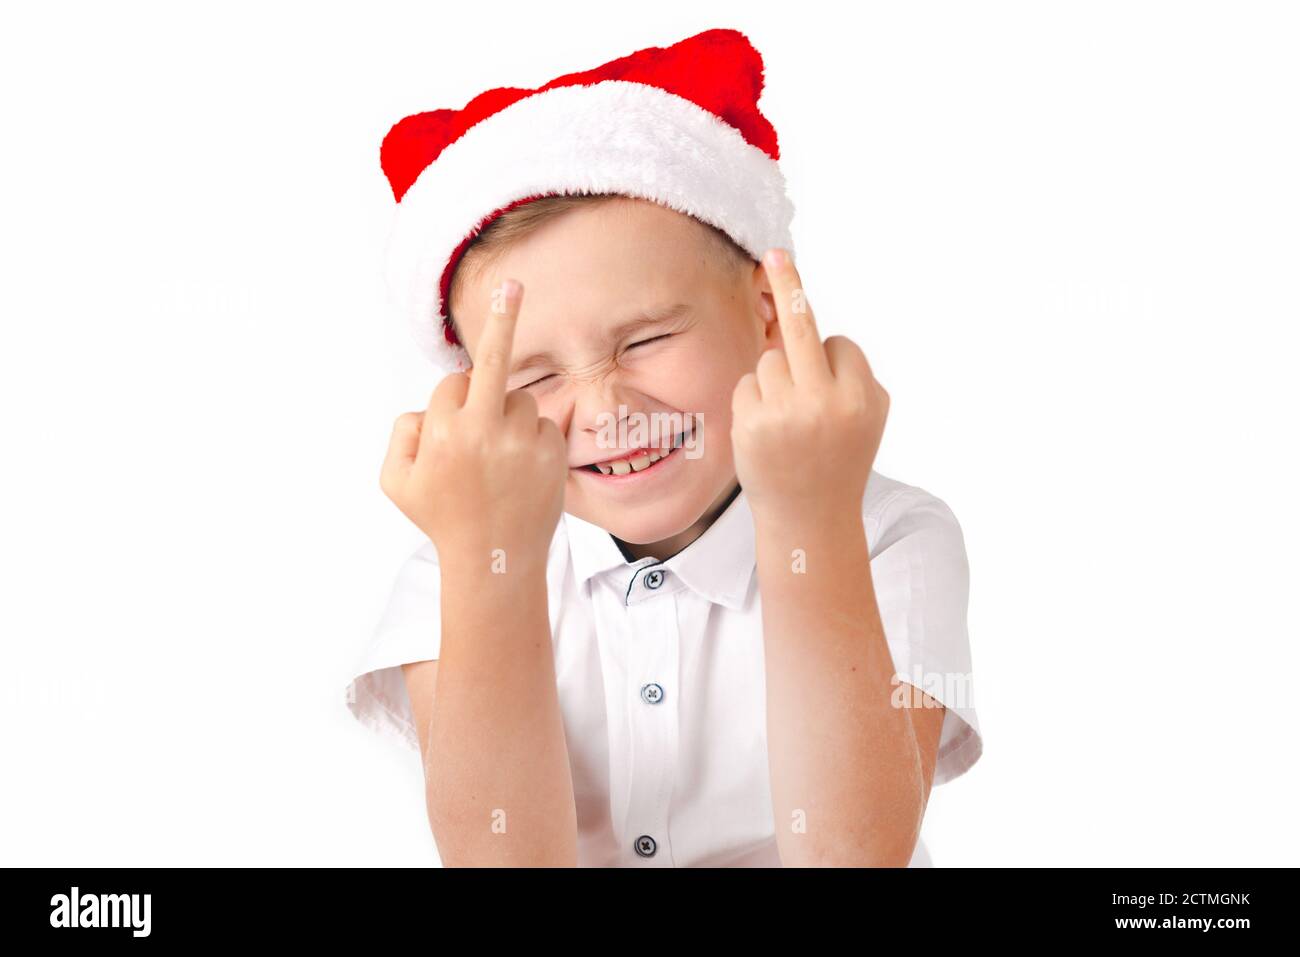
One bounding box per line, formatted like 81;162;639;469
425;547;577;866
754;507;924;867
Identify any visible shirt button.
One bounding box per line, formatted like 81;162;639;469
640;682;664;705
644;569;664;589
634;834;658;858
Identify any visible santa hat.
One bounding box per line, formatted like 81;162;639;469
380;27;797;373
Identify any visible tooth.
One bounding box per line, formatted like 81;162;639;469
628;453;653;472
597;463;613;475
610;460;632;475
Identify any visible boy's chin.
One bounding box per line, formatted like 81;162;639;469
567;491;710;547
583;512;689;546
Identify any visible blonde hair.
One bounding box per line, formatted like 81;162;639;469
445;193;753;347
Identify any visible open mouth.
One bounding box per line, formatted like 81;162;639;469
578;424;696;477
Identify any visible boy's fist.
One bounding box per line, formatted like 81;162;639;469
380;279;567;564
731;249;889;521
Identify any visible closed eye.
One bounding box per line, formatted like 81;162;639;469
521;334;673;388
628;333;672;350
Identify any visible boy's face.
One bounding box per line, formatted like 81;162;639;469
449;197;780;549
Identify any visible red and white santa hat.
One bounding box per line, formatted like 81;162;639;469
379;28;797;373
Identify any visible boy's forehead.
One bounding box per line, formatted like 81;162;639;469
454;202;740;366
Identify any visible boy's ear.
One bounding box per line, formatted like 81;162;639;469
759;293;779;345
751;261;779;342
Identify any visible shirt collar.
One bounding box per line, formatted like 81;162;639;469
562;485;756;610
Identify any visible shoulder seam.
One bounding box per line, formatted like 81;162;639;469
866;486;911;522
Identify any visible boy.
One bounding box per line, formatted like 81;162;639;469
345;28;982;867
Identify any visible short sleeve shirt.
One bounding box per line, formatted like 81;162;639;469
344;469;983;867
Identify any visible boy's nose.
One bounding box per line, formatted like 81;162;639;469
564;373;650;424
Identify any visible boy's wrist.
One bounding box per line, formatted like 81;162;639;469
435;537;552;582
751;501;870;570
749;496;864;537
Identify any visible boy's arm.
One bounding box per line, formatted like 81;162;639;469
403;550;576;867
733;249;940;866
754;507;943;867
380;278;575;867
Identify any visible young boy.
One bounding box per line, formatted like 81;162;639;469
345;28;983;867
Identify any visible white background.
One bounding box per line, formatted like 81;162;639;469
1;0;1296;866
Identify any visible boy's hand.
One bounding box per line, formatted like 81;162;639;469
731;249;889;522
380;279;567;564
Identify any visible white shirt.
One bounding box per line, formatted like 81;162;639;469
344;469;983;867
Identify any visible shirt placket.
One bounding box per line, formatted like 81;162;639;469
621;559;680;867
